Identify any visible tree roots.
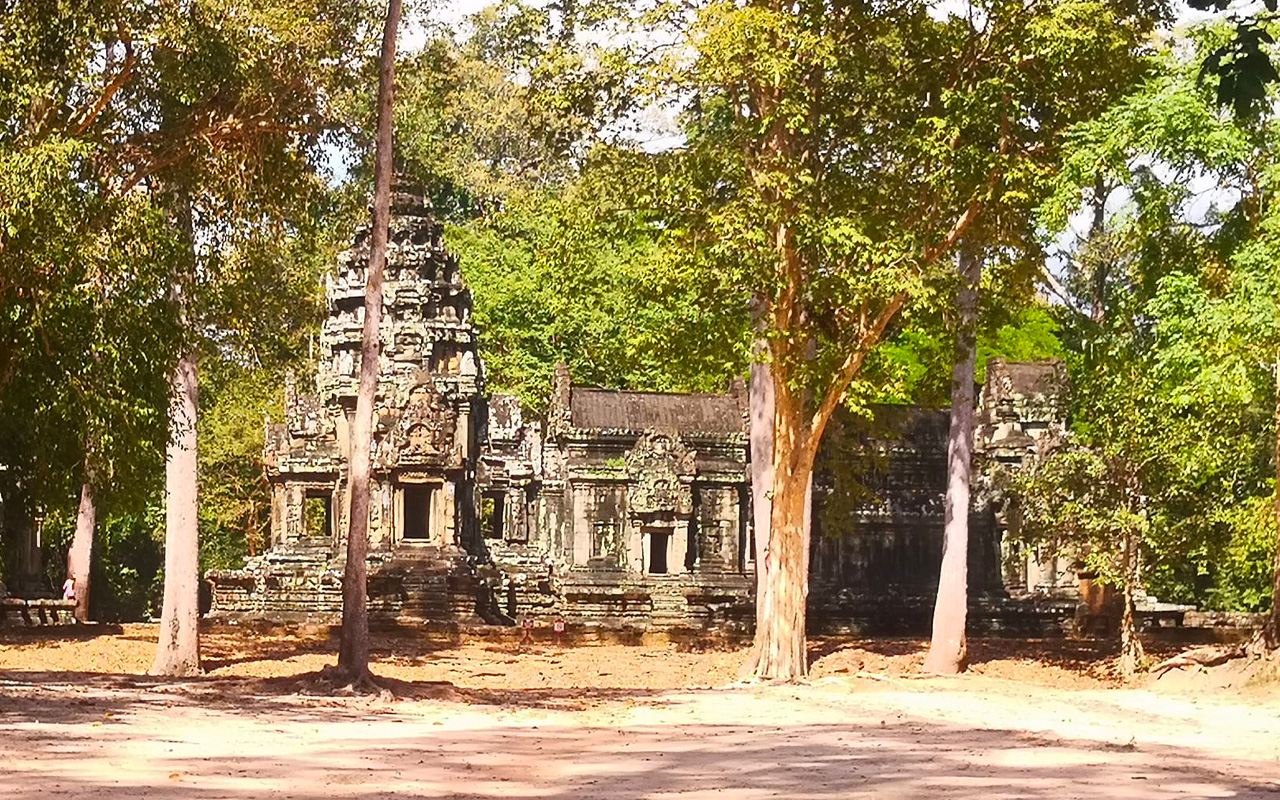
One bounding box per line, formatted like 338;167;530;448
307;665;393;700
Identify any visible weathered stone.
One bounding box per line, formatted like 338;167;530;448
209;197;1086;637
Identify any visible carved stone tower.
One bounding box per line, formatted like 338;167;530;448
263;188;483;559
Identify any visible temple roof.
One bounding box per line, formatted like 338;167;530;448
994;359;1067;396
569;387;745;434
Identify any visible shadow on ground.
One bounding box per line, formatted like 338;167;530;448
811;636;1185;677
0;680;1275;800
0;666;682;718
0;624;125;643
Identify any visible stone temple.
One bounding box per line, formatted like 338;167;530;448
208;193;1074;635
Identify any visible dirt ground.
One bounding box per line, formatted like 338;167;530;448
2;625;1279;799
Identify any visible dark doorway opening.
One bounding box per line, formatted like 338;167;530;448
303;493;331;542
648;531;670;575
480;492;505;539
403;485;432;540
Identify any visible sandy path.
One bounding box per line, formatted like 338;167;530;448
2;628;1278;799
3;673;1279;799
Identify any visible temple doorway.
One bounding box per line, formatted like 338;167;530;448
403;485;432;541
647;530;671;575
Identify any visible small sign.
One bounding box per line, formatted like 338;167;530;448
553;619;566;634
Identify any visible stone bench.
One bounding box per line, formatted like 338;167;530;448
0;597;78;626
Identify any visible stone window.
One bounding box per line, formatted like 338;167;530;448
403;485;432;541
302;492;330;542
591;521;619;562
480;492;505;539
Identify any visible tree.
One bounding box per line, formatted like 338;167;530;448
0;8;181;610
337;0;402;688
139;4;376;678
922;250;981;674
1012;442;1150;678
390;7;747;407
605;0;1168;681
921;0;1169;674
1;0;377;656
1024;32;1280;671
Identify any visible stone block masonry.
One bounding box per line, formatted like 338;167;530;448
209;189;1094;636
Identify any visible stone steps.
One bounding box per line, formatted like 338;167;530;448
648;582;691;627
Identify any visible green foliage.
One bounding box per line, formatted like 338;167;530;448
34;502;163;622
392;2;634;213
391;10;749;404
1188;1;1280;119
89;508;165;622
873;305;1066;406
978;306;1067;382
1011;446;1148;587
1205;493;1278;611
594;0;1168;443
450;191;749;406
1024;30;1280;611
199;367;284;570
0;0;374;618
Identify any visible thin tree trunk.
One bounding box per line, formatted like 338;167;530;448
337;0;400;683
1118;527;1145;681
747;294;775;639
1090;174;1108;326
151;347;201;676
749;352;774;632
1270;354;1280;644
924;250;981;674
67;465;96;623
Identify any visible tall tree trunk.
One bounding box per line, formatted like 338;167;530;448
1118;526;1145;681
337;0;400;682
152;181;200;677
923;250;981;675
745;318;815;681
151;347;201;676
67;462;96;623
1270;354;1280;645
749;351;774;632
748;375;814;682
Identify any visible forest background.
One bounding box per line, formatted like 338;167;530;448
0;0;1276;629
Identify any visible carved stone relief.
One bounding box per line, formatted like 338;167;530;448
625;430;696;516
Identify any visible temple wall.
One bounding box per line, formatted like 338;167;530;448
208;188;1078;637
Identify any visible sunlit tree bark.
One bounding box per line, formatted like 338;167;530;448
337;0;402;684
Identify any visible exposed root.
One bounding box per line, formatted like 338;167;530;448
1151;629;1279;679
1150;645;1244;676
304;665;393;701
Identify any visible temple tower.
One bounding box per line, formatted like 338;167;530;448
245;189;486;621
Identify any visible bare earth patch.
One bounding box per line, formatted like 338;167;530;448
2;625;1278;799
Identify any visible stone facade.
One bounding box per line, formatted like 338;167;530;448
807;360;1074;634
473;366;754;632
208;197;1075;634
209;192;487;623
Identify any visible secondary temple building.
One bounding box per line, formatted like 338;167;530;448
208;193;1073;634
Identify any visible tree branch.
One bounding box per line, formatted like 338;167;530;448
72;33;135;136
800;290;908;464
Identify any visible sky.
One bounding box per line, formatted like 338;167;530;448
340;0;1249;235
413;0;1236;43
